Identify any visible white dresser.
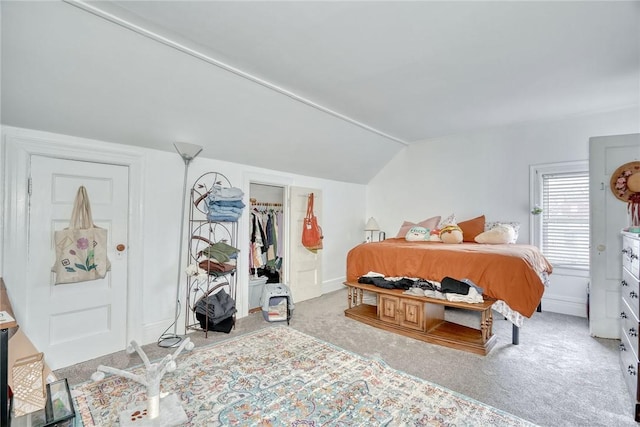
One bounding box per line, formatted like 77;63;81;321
620;231;640;422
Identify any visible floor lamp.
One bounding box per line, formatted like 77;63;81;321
158;142;203;348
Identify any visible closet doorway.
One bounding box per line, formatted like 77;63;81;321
249;183;286;312
247;183;323;313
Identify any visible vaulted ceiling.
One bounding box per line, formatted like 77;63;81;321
2;1;639;183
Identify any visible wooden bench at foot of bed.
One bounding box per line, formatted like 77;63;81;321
344;281;497;355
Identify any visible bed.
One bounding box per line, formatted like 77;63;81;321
345;238;553;344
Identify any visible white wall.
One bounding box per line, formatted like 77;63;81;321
4;108;637;348
0;127;366;345
367;106;640;317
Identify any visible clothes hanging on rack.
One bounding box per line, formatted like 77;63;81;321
276;210;284;259
249;202;283;273
250;212;266;269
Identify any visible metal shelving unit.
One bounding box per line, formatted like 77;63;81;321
184;172;238;337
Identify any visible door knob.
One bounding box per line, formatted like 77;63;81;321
116;244;126;252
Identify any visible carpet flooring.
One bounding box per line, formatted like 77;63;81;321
56;288;637;426
72;327;536;426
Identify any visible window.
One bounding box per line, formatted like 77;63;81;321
531;161;589;271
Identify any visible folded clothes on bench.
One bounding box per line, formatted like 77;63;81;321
441;276;470;295
357;276;415;290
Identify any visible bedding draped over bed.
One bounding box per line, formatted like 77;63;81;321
346;238;552;318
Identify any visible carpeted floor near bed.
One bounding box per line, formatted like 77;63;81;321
56;288;636;426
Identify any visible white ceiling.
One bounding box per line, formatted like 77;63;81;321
2;1;639;184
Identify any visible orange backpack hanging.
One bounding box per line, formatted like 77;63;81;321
302;193;323;251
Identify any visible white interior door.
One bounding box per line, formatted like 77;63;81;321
26;155;129;369
590;134;640;338
288;187;322;303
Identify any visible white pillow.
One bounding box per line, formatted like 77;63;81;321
440;225;463;244
484;221;520;243
405;226;430;241
475;224;516;244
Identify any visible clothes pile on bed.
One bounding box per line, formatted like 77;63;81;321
358;272;484;303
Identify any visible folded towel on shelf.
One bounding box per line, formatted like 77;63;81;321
213;199;246;208
209;186;244;201
206;213;241;222
207;204;244;215
200;242;240;262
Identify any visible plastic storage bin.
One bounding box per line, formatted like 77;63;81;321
248;276;268;309
260;283;294;324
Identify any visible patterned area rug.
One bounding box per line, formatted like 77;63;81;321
72;326;537;426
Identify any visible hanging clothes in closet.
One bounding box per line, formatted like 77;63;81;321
250;201;283;277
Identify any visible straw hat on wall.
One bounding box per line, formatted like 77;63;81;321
610;161;640;201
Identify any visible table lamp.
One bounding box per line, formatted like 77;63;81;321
364;217;380;242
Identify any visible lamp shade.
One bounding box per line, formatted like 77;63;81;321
364;217;380;231
174;142;203;162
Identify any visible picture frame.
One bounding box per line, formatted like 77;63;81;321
44;378;75;426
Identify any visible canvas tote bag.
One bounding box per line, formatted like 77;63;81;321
52;186;111;284
301;193;323;251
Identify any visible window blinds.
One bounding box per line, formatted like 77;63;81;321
541;171;590;269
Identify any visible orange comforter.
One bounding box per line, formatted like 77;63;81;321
346;238;553;317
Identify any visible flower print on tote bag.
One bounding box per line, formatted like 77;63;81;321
52;186;111;284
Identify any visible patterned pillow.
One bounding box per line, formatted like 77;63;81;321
437;213;457;228
484;221;520;243
395;216;441;238
405;226;430;241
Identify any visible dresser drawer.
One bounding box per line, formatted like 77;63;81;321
620;330;640;402
623;235;640;279
622;297;640;357
622;267;640;321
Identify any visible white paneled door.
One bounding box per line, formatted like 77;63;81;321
590;134;640;338
288;187;323;303
27;155;129;369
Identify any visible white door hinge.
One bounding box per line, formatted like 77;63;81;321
28;177;32;196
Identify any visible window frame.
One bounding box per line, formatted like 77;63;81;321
530;160;590;276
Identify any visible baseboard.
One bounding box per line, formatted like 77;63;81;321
140;315;241;347
323;277;346;294
541;293;587;318
139;319;181;346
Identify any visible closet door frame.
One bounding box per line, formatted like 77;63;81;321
241;173;293;317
